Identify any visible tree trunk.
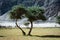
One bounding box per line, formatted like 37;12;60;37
15;19;26;35
27;21;33;35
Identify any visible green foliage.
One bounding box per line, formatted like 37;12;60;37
25;6;46;21
24;22;30;26
11;4;25;10
10;5;27;19
10;5;46;21
56;16;60;24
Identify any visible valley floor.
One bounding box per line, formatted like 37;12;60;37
0;28;60;40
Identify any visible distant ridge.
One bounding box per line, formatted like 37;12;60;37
0;0;60;20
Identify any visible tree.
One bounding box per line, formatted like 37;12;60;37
25;6;47;35
56;16;60;24
10;5;27;35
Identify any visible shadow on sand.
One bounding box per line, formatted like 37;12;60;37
0;36;6;37
29;35;60;38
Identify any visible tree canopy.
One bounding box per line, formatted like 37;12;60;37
10;5;27;19
25;6;46;22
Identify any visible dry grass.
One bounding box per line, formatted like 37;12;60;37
0;27;60;40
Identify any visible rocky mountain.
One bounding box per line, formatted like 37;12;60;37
0;0;60;20
0;11;10;20
0;0;44;15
